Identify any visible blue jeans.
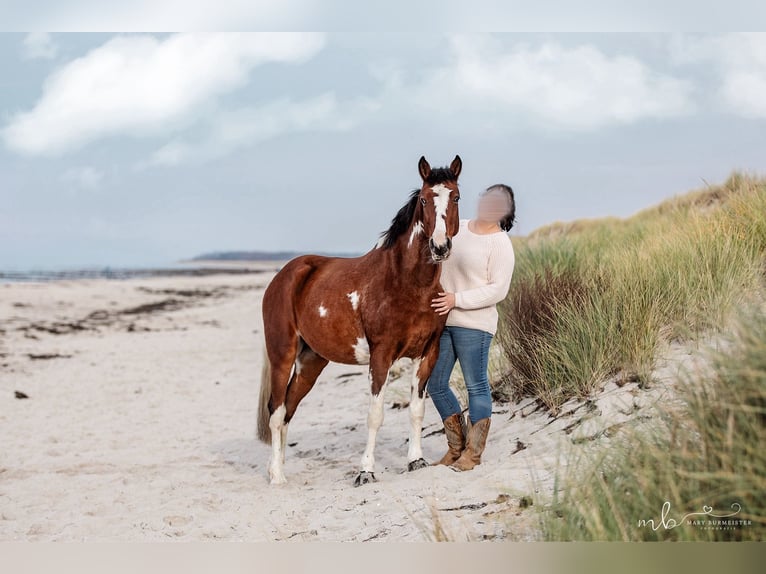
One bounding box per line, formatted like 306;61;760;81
426;325;493;423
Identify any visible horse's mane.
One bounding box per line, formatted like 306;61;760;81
379;189;420;250
378;167;457;250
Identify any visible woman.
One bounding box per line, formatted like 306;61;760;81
427;183;516;471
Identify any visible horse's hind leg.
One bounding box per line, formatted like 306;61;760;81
266;335;300;485
285;345;329;423
282;346;329;462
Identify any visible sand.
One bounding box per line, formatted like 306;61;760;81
0;270;688;541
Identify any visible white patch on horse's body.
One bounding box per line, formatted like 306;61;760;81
408;221;424;248
294;355;303;375
318;305;328;317
431;184;451;245
407;358;427;463
375;236;385;249
268;404;287;484
360;374;389;473
347;291;360;311
352;337;370;364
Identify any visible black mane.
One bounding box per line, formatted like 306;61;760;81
377;167;458;250
379;189;420;250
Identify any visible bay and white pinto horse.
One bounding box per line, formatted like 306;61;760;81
257;155;462;486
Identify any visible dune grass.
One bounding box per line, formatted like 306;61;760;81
541;310;766;541
495;172;766;413
490;171;766;542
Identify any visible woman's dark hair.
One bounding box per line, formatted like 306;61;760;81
482;183;516;232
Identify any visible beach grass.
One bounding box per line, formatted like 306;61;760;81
540;309;766;541
495;172;766;413
489;171;766;541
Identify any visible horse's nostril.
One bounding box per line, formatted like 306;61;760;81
429;239;451;258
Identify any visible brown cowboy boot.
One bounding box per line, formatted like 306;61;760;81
432;413;466;466
450;417;491;471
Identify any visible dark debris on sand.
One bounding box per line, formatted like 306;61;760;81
26;353;73;360
13;286;238;337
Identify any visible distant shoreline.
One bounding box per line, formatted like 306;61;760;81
188;250;364;262
2;250;366;284
0;261;283;284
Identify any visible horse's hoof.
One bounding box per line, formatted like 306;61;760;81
407;458;429;471
353;471;376;487
269;470;287;485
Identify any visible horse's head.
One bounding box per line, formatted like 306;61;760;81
417;155;462;262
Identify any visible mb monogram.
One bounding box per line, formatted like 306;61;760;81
638;502;751;531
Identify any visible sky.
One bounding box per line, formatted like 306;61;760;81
1;31;766;269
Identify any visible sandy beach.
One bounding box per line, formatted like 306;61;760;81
0;269;686;541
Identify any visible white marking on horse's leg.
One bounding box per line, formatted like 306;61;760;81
408;221;424;248
407;358;426;462
431;183;450;245
360;375;388;473
268;404;287;484
352;337;370;364
318;305;328;317
280;421;289;465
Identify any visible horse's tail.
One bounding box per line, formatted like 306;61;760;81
257;343;273;444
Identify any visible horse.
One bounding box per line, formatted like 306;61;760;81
257;155;462;486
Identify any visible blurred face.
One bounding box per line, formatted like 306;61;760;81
477;189;511;223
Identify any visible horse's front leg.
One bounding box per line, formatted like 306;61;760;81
407;344;439;471
354;356;390;487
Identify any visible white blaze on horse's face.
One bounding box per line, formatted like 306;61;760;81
429;184;452;261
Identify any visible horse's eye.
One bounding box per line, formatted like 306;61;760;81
420;198;426;206
454;196;460;203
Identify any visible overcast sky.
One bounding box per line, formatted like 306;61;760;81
2;32;766;269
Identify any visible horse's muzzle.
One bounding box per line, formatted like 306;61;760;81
429;237;452;262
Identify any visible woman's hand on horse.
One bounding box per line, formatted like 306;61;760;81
431;292;456;315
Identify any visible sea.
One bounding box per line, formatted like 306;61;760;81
0;264;278;283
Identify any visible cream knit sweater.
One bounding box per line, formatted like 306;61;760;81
439;219;515;335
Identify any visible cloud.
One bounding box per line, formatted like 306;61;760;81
22;33;58;60
671;33;766;119
145;92;375;166
61;166;104;190
399;35;694;131
2;33;326;156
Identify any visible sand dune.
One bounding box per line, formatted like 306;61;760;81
0;272;681;541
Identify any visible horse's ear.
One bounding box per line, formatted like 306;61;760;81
450;155;462;179
418;156;431;181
